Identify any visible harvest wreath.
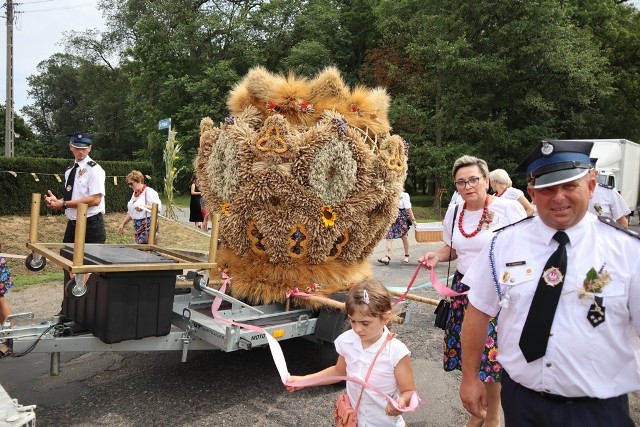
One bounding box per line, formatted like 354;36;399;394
195;67;408;308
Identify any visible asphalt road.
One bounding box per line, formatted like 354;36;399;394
1;217;639;426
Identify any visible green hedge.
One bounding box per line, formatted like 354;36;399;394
0;157;154;215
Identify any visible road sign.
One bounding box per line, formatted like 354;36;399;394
158;118;171;130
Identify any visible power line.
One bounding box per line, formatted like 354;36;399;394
16;1;98;13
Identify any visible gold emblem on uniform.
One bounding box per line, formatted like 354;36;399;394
524;267;533;275
593;203;603;215
501;272;510;283
78;167;87;177
542;266;563;287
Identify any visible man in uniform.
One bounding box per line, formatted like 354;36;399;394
459;140;640;426
588;158;630;228
44;133;107;243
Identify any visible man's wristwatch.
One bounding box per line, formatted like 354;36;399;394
62;201;67;209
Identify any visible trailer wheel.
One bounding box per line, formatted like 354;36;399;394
25;253;47;272
64;279;76;297
193;274;207;291
317;317;351;369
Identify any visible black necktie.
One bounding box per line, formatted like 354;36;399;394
519;231;569;363
63;163;79;201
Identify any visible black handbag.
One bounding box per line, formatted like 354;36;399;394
434;299;451;330
433;204;457;330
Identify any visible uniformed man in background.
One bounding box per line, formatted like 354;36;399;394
44;133;107;243
459;140;639;427
588;158;631;228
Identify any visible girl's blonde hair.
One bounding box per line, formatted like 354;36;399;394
345;278;392;318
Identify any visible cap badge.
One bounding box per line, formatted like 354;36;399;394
541;142;554;156
542;266;563;287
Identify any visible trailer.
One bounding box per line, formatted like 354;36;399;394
1;194;407;376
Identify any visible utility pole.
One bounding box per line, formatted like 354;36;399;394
4;0;15;157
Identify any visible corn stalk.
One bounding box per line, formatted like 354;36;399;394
163;127;184;220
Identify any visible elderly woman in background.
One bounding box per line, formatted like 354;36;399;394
419;156;526;427
117;171;162;244
489;168;535;216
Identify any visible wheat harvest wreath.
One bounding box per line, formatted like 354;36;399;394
195;67;408;308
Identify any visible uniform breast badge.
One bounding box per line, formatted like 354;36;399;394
581;264;611;327
587;296;605;327
542;266;563;287
593;203;603;215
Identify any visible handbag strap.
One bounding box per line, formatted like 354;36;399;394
354;332;395;413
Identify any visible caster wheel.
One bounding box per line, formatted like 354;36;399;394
65;279;88;298
25;253;47;272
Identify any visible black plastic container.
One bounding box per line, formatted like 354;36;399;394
61;245;180;344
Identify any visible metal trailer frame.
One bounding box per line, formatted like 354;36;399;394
1;194;354;375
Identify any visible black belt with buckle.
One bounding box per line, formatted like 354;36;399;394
538;391;599;404
69;213;104;224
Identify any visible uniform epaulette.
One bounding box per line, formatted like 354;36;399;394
598;216;640;240
87;161;97;167
597;182;614;190
492;215;535;234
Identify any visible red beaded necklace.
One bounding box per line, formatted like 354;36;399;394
133;184;147;197
458;195;489;238
495;188;506;197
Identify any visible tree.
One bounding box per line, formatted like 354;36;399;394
369;0;614;197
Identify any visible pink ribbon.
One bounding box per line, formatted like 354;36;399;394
429;267;468;297
210;273;424;413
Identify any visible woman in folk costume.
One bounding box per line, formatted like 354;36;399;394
117;170;162;244
419;156;526;427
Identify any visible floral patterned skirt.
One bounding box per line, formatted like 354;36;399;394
0;257;13;297
133;217;152;244
443;270;501;382
384;208;410;240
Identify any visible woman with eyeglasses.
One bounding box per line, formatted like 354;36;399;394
117;170;162;244
419;156;526;427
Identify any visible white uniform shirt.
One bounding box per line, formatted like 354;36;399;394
589;184;631;221
127;187;162;220
64;156;106;220
443;197;526;275
500;186;524;201
465;213;640;398
334;328;410;427
398;192;411;209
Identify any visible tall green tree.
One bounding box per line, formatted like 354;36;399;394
370;0;614;196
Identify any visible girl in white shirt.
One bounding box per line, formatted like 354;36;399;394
117;170;162;244
286;279;416;427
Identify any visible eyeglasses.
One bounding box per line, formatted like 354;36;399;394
454;176;482;189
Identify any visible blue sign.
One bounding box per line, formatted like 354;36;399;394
158;118;171;130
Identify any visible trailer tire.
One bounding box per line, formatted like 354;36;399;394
312;291;350;369
25;253;47;272
317;317;351;369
